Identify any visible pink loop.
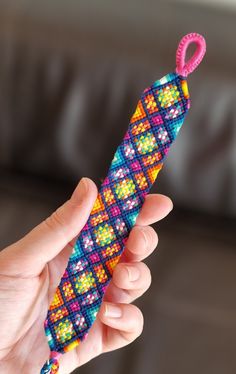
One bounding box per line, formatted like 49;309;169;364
176;33;206;77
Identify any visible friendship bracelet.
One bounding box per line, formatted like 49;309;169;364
40;32;206;374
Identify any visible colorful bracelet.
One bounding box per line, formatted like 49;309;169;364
40;32;206;374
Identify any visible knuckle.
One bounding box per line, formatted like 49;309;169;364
114;262;124;273
140;261;151;275
138;262;152;290
145;226;158;249
53;208;66;227
44;205;67;236
113;263;126;283
144;266;152;289
134;307;144;336
152;228;159;246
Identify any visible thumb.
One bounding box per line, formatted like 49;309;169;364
0;178;97;276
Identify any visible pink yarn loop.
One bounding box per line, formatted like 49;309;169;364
176;33;206;77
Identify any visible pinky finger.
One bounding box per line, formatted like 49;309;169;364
98;302;144;352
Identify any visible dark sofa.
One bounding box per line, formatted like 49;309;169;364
0;1;235;373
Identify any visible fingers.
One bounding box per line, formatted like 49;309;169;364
123;193;172;262
113;262;151;290
124;225;158;262
104;261;151;304
104;196;172;306
136;194;173;226
105;225;157;304
99;302;144;352
0;178;97;276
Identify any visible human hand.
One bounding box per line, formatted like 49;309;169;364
0;178;173;374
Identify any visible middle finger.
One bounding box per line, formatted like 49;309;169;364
122;225;158;262
104;261;152;304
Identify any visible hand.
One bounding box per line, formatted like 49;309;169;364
0;178;173;374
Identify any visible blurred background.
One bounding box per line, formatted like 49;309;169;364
0;0;236;373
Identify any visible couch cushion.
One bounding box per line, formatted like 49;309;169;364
0;1;235;217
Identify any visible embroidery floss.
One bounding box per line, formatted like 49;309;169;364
40;32;206;373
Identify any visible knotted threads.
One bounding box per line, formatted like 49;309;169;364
40;351;61;374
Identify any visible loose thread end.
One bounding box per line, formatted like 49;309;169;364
40;351;61;374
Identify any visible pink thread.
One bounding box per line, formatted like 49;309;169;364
50;351;61;360
176;33;206;77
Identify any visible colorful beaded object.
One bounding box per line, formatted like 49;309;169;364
40;33;206;373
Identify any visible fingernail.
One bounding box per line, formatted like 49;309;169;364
76;178;88;202
126;265;140;282
104;303;122;318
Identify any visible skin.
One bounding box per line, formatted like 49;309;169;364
0;178;173;374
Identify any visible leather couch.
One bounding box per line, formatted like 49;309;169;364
0;1;235;373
